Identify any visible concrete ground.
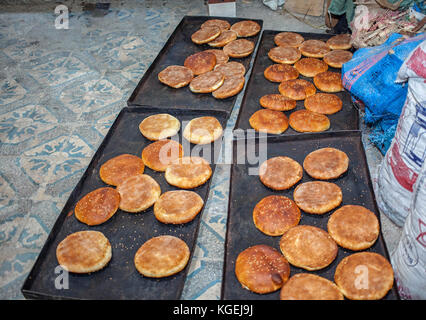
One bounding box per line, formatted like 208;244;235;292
0;0;401;300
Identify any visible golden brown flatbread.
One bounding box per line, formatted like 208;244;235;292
304;93;342;115
208;30;237;47
223;39;255;58
323;50;353;68
134;235;190;278
183;116;223;144
274;32;304;47
56;231;112;273
280;273;344;300
165;156;212;189
278;79;316;100
294;58;328;77
184;51;217;75
230;20;261;37
259;156;303;190
139;114;180;141
154;190;204;224
99;154;145;186
142;140;183;172
201;19;231;31
74;187;120;226
212;76;245;99
235;245;290;294
117;174;161;213
334;252;394;300
280;225;338;271
326;34;352;50
249;109;289;134
158;65;194;88
268;46;301;64
289;109;330;132
327;205;380;251
264;64;299;82
189;70;225;93
293;181;342;214
214;61;246;78
299;39;331;58
203;49;229;65
191;26;221;44
253;195;301;236
259;94;297;111
313;71;343;92
303;147;349;180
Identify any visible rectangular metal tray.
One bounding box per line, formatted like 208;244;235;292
127;15;263;115
21;107;228;300
235;30;359;134
221;131;399;300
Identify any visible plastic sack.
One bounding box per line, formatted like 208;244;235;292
391;160;426;299
342;33;425;154
377;39;426;226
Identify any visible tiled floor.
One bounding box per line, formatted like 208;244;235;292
0;0;401;300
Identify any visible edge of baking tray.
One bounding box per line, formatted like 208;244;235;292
21;106;229;300
126;15;264;113
220;130;400;300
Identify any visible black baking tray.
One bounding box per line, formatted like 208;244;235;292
127;15;263;115
21;107;228;300
235;30;359;134
221;131;399;300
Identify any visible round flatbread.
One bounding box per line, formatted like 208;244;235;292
203;49;229;65
57;231;112;273
280;225;338;271
303;147;349;180
74;187;120;226
304;93;342;115
183;116;223;144
212;76;245;99
323;50;353;68
299;39;331;58
208;30;237;47
117;174;161;213
289;109;330;132
189;70;224;93
184;51;217;76
158;65;194;88
278;79;316;100
334;252;394;300
235;245;290;294
259;94;297;111
142;139;183;172
139;113;180;141
314;71;343;92
326;34;352;50
253;195;301;236
223;39;255;58
293;181;342;214
191;26;221;44
264;64;299;82
214;61;246;78
294;58;328;77
280;273;344;300
274;32;304;47
327;205;380;251
201;19;231;31
259;156;303;190
154;190;204;224
230;20;261;37
249;109;289;134
134;235;190;278
165;156;212;189
268;46;301;64
100;154;145;186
